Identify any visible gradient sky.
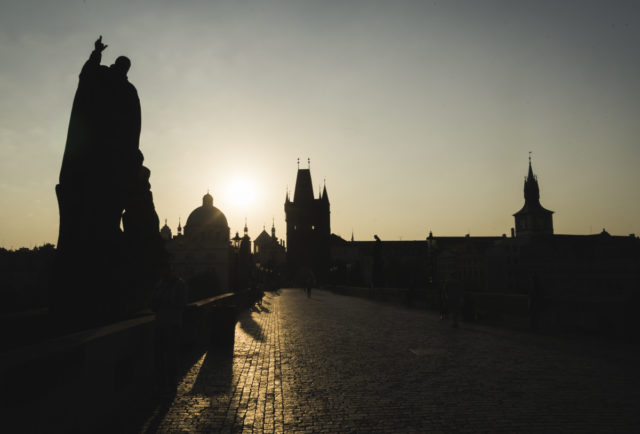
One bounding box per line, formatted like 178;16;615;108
1;0;639;248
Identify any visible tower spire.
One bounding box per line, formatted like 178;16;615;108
322;179;329;203
513;154;554;237
527;151;535;181
524;155;539;201
244;217;248;235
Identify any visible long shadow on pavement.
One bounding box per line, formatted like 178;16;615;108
189;349;234;397
238;309;266;342
113;343;207;433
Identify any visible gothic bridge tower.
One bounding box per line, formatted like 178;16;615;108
513;156;554;237
284;160;330;282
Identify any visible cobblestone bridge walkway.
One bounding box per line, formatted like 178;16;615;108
139;289;640;433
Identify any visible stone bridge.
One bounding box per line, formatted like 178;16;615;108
118;288;640;433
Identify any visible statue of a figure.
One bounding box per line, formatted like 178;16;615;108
52;37;166;329
58;36;141;246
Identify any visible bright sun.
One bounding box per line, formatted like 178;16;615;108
226;178;257;209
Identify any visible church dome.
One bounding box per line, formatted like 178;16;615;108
160;219;172;241
184;192;229;239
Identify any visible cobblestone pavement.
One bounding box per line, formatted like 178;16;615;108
142;289;640;433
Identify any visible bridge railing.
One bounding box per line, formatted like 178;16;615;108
0;290;252;432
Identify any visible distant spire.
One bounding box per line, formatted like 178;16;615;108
322;180;329;203
524;155;540;202
308;157;310;169
513;154;553;237
297;158;300;169
244;217;248;235
527;151;535;181
177;217;182;234
164;218;167;226
351;229;354;242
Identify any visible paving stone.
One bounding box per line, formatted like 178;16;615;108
138;289;640;433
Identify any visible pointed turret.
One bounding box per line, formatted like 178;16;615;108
524;157;540;202
322;181;329;204
513;155;554;237
293;169;314;202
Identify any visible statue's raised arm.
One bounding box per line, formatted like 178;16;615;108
81;36;109;78
95;35;108;52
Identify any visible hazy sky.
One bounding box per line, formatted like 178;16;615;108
1;0;639;248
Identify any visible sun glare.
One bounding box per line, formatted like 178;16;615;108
225;177;257;209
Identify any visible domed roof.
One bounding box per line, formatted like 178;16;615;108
184;193;229;235
160;219;172;240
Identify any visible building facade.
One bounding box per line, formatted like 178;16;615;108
163;192;230;298
253;221;286;270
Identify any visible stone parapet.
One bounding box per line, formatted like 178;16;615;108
0;291;249;432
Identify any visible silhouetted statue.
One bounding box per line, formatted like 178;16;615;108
58;36;141;243
372;235;385;288
52;36;166;330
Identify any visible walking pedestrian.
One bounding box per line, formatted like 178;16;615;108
438;281;449;320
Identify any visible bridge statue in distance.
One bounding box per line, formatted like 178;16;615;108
52;36;166;330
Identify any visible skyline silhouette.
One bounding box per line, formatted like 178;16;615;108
1;1;640;247
1;13;639;428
